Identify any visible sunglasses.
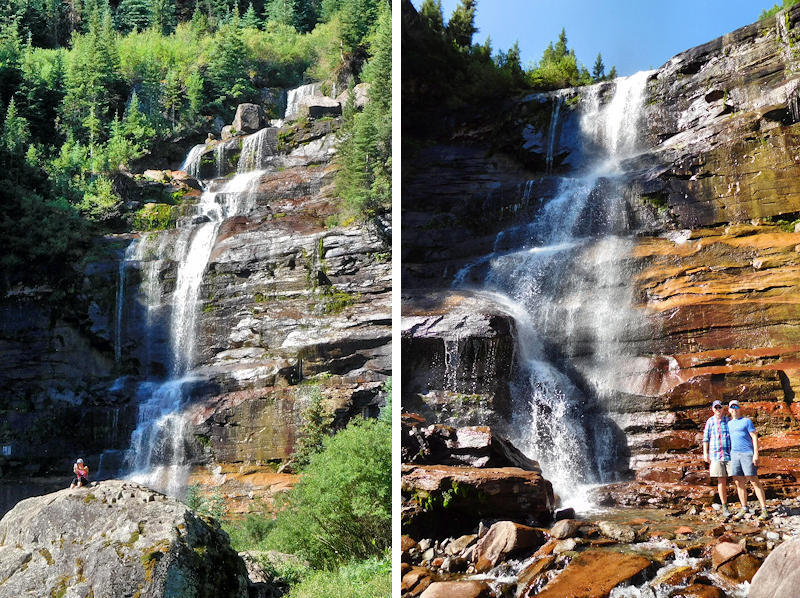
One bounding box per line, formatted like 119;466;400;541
730;405;740;409
713;405;723;410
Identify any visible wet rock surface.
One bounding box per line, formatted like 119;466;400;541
0;480;249;598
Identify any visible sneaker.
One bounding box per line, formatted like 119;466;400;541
759;509;770;520
733;508;748;521
721;505;731;519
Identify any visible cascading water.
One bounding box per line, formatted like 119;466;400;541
284;82;323;120
113;127;278;496
453;71;653;508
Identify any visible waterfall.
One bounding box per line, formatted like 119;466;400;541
180;143;206;179
545;92;565;172
118;130;270;497
285;82;323;121
454;72;653;508
114;242;137;363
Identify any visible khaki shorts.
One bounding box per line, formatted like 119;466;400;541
710;460;732;478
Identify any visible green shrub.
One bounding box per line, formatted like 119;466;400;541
267;418;391;569
286;556;391;598
292;386;334;469
132;203;176;231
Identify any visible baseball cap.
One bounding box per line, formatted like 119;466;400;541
712;400;722;408
729;400;740;408
77;458;83;463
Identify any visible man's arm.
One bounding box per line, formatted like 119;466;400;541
703;441;710;463
750;431;759;465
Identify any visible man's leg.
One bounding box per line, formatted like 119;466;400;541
749;476;767;510
733;476;748;508
718;475;728;512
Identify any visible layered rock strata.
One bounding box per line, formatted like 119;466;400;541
402;5;800;500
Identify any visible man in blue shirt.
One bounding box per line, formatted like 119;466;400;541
728;399;769;520
702;400;732;518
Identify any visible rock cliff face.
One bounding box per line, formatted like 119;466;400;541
0;86;390;513
403;7;800;499
0;480;249;598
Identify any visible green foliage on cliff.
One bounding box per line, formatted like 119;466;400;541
760;0;800;20
269;417;391;568
1;0;384;289
403;0;617;124
333;2;391;220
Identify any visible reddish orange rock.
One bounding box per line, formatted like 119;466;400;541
675;526;694;535
517;555;557;593
420;581;494;598
717;553;762;583
533;539;557;557
531;549;653;598
712;541;746;569
669;583;725;598
401;567;433;596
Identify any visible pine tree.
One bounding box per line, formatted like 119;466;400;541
1;99;30;154
554;27;567;59
592;52;605;81
293;0;321;33
608;65;617;79
240;1;260;28
338;0;380;52
114;0;151;33
419;0;443;35
207;21;256;114
265;0;295;26
149;0;177;35
0;22;22;107
445;0;476;49
190;1;211;33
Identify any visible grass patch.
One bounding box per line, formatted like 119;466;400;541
286;556;391;598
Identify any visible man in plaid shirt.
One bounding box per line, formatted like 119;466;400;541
703;399;732;518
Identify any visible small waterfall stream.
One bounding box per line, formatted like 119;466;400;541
112;127;279;496
454;71;653;508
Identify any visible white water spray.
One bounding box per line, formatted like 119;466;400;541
454;72;653;508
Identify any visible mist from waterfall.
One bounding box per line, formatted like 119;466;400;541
114;126;278;497
453;71;653;509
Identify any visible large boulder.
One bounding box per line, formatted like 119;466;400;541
0;480;249;598
530;549;654;598
403;422;541;471
402;464;554;538
298;96;341;119
473;521;546;567
232;103;265;134
749;538;800;598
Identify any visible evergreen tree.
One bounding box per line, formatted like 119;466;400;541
16;44;65;143
338;0;380;52
334;2;390;218
265;0;295;26
114;0;151;33
419;0;443;35
206;21;257;114
60;7;124;142
0;22;22;107
149;0;177;35
592;52;605;81
240;1;260;28
1;99;30;155
190;1;211;33
608;65;617;79
293;0;321;33
446;0;476;49
554;27;567;58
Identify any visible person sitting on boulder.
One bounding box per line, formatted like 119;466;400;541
70;458;89;488
702;400;732;518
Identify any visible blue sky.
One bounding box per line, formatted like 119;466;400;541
410;1;773;76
